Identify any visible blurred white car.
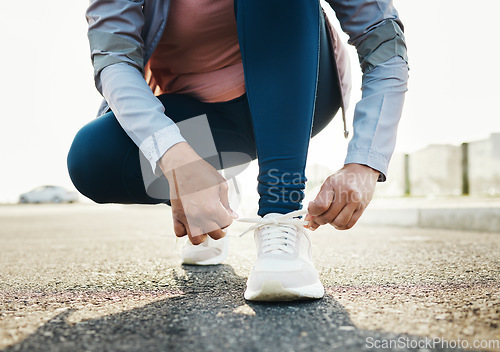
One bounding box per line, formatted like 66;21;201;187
19;186;79;204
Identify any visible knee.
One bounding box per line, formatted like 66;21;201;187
67;126;104;203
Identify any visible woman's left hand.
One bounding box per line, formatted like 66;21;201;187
305;164;379;230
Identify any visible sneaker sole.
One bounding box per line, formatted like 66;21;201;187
244;280;324;301
181;238;229;266
181;247;228;265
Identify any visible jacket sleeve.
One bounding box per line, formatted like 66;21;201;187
86;0;185;175
325;0;409;181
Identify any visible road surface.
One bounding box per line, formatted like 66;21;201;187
0;204;499;351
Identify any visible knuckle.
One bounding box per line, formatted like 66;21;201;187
172;208;186;219
188;211;203;223
221;217;233;228
218;219;232;231
191;237;204;245
316;216;329;226
344;220;355;230
346;186;355;194
347;190;361;202
310;219;321;228
211;231;226;240
341;187;355;198
316;198;331;211
206;204;220;216
350;196;361;205
332;218;346;228
317;204;329;213
184;203;200;215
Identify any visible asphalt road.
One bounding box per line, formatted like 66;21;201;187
0;204;499;352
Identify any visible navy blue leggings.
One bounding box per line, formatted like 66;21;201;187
68;0;341;216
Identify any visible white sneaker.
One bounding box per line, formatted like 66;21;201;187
181;235;229;265
241;211;324;301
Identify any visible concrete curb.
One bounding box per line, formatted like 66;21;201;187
360;198;500;233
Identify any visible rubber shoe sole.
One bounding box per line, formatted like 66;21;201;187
181;238;229;266
244;280;324;301
181;250;228;266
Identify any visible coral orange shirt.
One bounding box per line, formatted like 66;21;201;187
146;0;245;103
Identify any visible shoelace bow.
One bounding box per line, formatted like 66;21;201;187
236;209;309;255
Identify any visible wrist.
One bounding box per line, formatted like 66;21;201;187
344;163;380;180
159;142;200;175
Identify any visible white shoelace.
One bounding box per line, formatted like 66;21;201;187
175;210;309;254
236;209;309;255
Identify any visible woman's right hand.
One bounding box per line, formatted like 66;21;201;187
159;142;237;245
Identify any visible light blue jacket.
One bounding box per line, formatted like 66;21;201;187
86;0;408;180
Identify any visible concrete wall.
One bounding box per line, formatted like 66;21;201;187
409;144;462;196
305;134;500;199
373;133;500;198
468;133;500;196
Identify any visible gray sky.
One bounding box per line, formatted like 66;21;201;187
0;0;499;203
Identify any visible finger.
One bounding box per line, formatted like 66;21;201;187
188;218;226;239
345;209;364;229
207;228;226;240
331;202;358;230
213;202;234;230
304;214;313;229
188;233;208;245
186;225;207;245
308;183;335;216
200;219;225;236
308;218;321;231
173;218;188;238
314;192;347;226
305;213;321;230
219;181;238;219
